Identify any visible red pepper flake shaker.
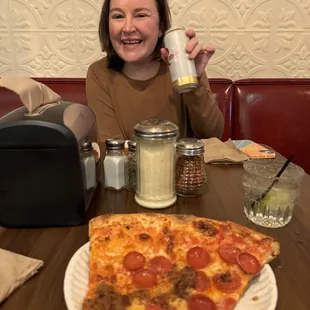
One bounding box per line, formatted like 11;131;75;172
175;138;207;197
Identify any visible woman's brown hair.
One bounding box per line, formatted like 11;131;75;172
98;0;171;71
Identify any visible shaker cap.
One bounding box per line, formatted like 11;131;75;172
128;140;136;151
176;138;204;156
81;140;92;152
134;119;179;140
105;138;125;150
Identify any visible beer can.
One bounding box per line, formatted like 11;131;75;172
163;26;198;94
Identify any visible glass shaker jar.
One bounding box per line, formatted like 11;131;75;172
134;119;179;209
103;139;127;191
81;140;97;191
125;140;137;191
175;138;207;197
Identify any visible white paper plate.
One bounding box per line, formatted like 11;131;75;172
64;242;278;310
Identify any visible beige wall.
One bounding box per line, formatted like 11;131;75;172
0;0;309;79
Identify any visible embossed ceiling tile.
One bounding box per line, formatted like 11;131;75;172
217;39;264;80
11;0;41;29
244;0;308;29
20;43;69;77
241;29;303;68
175;0;239;30
12;31;46;65
231;0;262;20
205;65;230;79
270;31;303;64
247;67;288;78
0;14;8;30
86;0;105;9
173;0;240;59
277;34;310;78
0;32;11;65
296;0;310;21
77;0;101;30
0;0;12;70
79;32;102;63
45;31;78;64
0;66;14;76
0;0;9;30
47;0;74;30
24;0;61;20
169;0;192;17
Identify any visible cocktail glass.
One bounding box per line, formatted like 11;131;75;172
243;159;304;228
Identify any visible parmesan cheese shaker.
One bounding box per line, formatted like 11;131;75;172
134;119;179;209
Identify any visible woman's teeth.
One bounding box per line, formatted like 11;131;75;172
122;40;142;45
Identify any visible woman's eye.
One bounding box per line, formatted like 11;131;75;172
135;14;148;18
111;14;123;19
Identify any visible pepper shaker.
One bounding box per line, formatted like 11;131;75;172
125;140;137;192
175;138;207;197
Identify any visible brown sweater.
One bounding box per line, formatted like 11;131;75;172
86;57;224;143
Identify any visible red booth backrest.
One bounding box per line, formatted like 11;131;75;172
233;79;310;173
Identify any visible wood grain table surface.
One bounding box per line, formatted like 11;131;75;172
0;161;309;310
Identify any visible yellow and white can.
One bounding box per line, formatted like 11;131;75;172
163;26;198;94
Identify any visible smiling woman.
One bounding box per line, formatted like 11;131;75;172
100;0;170;72
85;0;224;143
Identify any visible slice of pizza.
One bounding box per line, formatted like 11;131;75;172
82;213;280;310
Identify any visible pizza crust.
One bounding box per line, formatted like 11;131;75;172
228;221;280;263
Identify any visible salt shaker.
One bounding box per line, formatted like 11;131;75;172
103;139;127;191
175;138;207;197
81;140;97;191
134;119;179;209
125;140;137;192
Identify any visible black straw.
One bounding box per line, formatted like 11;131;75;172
257;154;294;203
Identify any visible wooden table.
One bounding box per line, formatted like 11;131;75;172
0;163;310;310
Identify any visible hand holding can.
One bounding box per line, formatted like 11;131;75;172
163;26;198;94
162;26;215;93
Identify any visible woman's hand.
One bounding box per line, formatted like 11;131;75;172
161;28;215;77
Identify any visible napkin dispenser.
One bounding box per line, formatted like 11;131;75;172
0;77;99;228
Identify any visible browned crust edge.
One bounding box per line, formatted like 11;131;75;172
227;221;280;257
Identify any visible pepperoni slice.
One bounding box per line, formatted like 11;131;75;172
148;256;172;273
186;246;210;269
132;269;156;289
237;252;261;274
123;251;146;271
218;243;241;264
217;297;237;310
187;294;217;310
145;305;165;310
195;271;211;292
213;272;241;293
